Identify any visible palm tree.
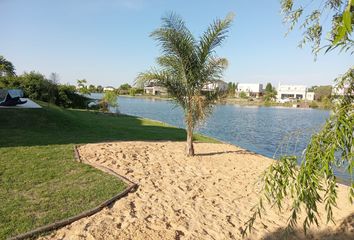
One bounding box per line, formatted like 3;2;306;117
0;55;16;77
137;13;233;156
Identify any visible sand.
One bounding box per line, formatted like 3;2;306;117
40;141;353;240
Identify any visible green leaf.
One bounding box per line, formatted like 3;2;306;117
333;26;346;45
342;8;352;32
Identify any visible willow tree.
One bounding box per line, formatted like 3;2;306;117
137;13;233;156
243;0;353;237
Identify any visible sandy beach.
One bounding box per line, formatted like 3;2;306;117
40;141;353;240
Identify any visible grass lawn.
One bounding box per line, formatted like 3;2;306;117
0;104;215;239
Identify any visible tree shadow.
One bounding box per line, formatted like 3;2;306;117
262;213;354;240
195;149;257;157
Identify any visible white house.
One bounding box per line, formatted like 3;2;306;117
144;81;168;96
276;84;314;102
202;80;228;92
305;91;315;101
144;86;168;96
236;83;263;98
103;86;115;91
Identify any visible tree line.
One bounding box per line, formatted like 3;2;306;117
0;59;89;108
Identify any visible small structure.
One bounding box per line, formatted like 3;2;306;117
202;80;228;92
144;81;168;96
236;83;263;98
103;86;115;91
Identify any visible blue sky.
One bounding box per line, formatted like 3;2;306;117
0;0;352;87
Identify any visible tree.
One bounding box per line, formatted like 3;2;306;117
100;91;118;113
313;85;332;101
20;71;51;101
239;91;247;99
88;84;96;93
280;0;353;56
242;69;353;236
227;82;237;97
264;83;277;102
96;85;104;93
77;79;90;94
137;13;233;156
0;55;16;77
119;83;132;90
243;0;353;237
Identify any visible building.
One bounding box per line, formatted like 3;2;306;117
202;80;228;92
276;84;314;102
305;91;315;101
236;83;263;98
103;86;115;91
144;81;168;96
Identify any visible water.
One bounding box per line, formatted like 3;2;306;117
88;94;351;182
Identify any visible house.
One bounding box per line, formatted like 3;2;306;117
202;80;228;92
144;81;168;96
276;84;314;102
305;91;315;101
236;83;263;98
103;86;115;91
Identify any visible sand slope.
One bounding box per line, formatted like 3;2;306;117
40;142;353;240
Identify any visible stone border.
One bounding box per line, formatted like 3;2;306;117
9;146;138;240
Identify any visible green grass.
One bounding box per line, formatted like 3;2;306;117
0;104;215;239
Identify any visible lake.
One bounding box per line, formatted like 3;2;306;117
88;94;350;182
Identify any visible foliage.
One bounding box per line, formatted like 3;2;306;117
239;91;248;99
129;88;136;96
100;91;118;112
0;55;16;77
96;85;104;93
243;2;353;235
77;79;90;94
280;0;354;56
0;56;89;108
56;84;89;108
312;85;332;101
242;67;354;237
264;83;277;102
18;71;56;102
137;13;233;155
88;84;96;92
227;82;237;97
119;83;132;90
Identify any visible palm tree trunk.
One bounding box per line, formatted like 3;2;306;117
186;118;194;156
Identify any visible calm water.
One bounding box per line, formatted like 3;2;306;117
89;94;351;181
117;97;330;158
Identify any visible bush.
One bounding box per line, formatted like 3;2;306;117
239;91;248;99
57;85;89;109
309;101;319;108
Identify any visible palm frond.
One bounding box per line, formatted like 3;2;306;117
198;13;234;63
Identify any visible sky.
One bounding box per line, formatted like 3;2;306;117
0;0;352;87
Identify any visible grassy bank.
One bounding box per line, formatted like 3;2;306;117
0;104;214;239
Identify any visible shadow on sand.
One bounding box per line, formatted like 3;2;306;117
196;149;257;157
261;213;354;240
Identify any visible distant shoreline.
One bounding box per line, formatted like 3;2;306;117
118;94;332;110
